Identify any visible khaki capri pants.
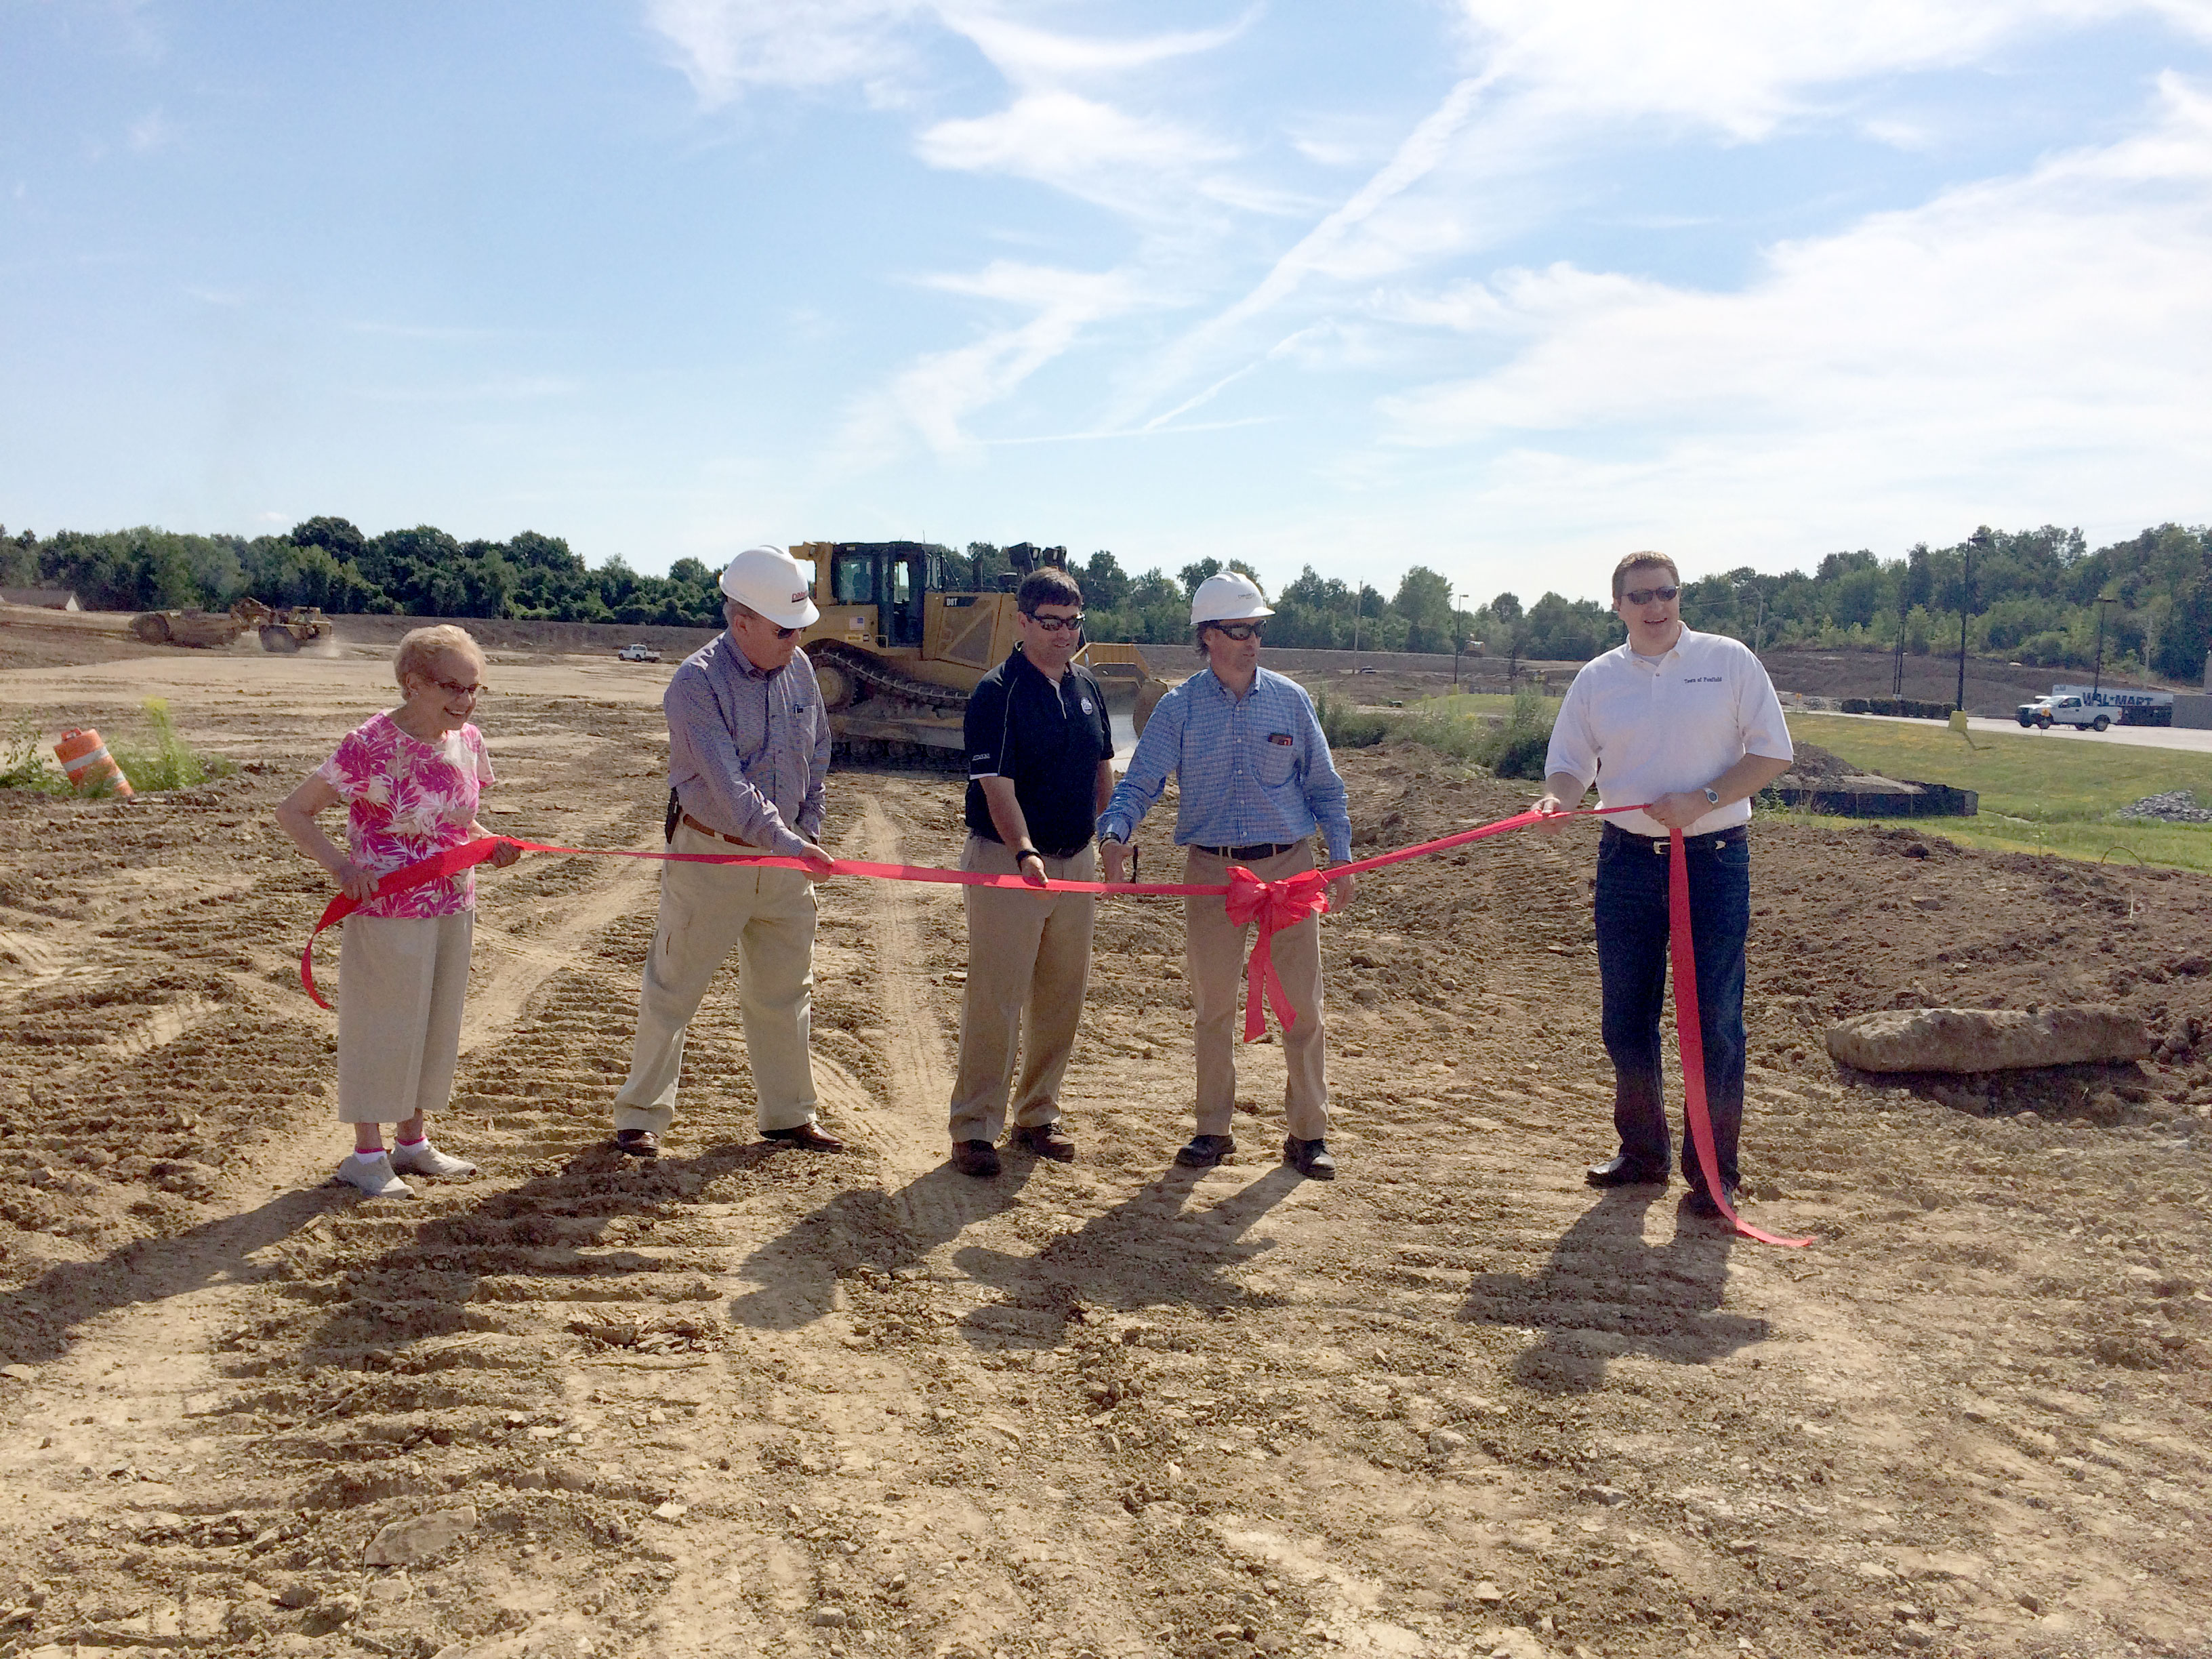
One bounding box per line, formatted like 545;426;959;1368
336;912;474;1124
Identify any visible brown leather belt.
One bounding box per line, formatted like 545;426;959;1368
680;812;764;850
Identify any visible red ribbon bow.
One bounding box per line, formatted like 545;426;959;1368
1222;865;1332;1042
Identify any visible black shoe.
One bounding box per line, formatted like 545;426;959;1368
1011;1122;1075;1162
1174;1134;1235;1168
764;1122;846;1153
1685;1182;1741;1218
950;1139;1001;1179
1284;1136;1336;1180
1585;1153;1667;1188
613;1128;661;1158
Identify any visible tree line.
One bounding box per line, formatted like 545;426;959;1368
3;516;2208;680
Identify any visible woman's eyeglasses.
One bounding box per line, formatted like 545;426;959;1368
420;675;484;697
1025;612;1085;633
1622;586;1680;605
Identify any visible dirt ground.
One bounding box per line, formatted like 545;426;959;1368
0;619;2207;1659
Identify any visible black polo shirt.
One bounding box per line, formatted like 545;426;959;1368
964;647;1114;858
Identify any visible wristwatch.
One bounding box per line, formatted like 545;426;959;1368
1702;786;1721;806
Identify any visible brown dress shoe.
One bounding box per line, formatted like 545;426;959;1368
950;1139;1002;1178
1010;1122;1075;1162
763;1122;845;1153
613;1128;660;1158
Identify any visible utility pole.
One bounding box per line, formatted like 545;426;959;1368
2092;594;2120;693
1351;588;1363;670
1893;572;1909;697
1955;544;1973;714
1452;589;1467;689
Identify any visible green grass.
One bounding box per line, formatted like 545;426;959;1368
2;699;234;797
1775;712;2212;873
106;698;235;793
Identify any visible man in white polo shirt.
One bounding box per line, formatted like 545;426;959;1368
1535;552;1794;1216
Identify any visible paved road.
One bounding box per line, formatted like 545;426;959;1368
1803;710;2212;756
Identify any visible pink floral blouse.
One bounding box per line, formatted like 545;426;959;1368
315;713;494;918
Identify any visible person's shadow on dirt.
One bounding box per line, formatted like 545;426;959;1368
722;1155;1305;1349
724;1154;1041;1332
278;1138;792;1362
941;1160;1307;1350
1458;1189;1767;1395
0;1186;347;1366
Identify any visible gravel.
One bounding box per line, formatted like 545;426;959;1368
2118;790;2212;823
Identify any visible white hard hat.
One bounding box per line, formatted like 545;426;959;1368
1190;571;1274;627
720;545;820;630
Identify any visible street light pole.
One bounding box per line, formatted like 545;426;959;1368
2093;594;2120;693
1955;544;1973;715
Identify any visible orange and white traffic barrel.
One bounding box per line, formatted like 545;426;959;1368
52;729;133;798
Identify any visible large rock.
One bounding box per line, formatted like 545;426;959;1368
1826;1006;2148;1073
361;1504;476;1567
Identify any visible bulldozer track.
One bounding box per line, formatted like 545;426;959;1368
808;643;968;713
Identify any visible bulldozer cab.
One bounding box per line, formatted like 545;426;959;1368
824;544;935;648
789;539;1172;759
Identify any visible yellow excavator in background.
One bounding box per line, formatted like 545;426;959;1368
791;541;1176;760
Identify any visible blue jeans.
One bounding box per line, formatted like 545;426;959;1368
1593;825;1751;1190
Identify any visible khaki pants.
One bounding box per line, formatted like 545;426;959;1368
1184;843;1328;1141
947;836;1098;1145
614;821;819;1135
337;912;473;1125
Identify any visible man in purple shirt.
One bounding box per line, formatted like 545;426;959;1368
609;546;841;1159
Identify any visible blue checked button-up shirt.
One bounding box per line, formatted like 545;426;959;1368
665;634;831;858
1098;665;1352;861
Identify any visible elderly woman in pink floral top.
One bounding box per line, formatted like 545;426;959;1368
277;624;520;1198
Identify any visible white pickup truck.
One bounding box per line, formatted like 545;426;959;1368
2015;694;2111;731
616;643;662;663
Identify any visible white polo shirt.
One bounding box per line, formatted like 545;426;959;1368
1544;626;1793;838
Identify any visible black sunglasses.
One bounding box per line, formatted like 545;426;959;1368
1622;586;1680;605
1210;621;1265;641
1024;611;1085;632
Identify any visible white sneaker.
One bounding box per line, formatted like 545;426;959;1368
389;1139;479;1181
337;1151;417;1200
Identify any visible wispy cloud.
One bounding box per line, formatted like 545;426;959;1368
1364;74;2212;573
127;107;173;152
840;261;1147;460
641;0;925;105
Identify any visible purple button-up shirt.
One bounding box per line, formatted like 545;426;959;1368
665;634;830;858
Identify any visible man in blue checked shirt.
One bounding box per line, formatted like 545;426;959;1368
1099;572;1354;1180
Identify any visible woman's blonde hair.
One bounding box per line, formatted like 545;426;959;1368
393;624;485;688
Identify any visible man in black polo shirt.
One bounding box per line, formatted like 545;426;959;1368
947;567;1116;1178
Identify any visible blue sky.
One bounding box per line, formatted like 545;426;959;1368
5;1;2210;605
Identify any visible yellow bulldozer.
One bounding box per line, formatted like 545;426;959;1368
130;598;335;652
790;541;1176;759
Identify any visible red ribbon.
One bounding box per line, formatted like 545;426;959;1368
1223;865;1331;1040
1667;827;1811;1248
298;811;1807;1247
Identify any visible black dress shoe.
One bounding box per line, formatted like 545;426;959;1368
613;1128;660;1158
1585;1153;1667;1188
1174;1133;1235;1168
1685;1182;1742;1218
1284;1135;1336;1180
763;1122;845;1153
951;1139;1001;1178
1011;1122;1075;1162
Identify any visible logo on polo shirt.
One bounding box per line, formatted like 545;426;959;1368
1080;698;1094;713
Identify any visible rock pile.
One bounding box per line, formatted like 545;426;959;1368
2118;790;2212;823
